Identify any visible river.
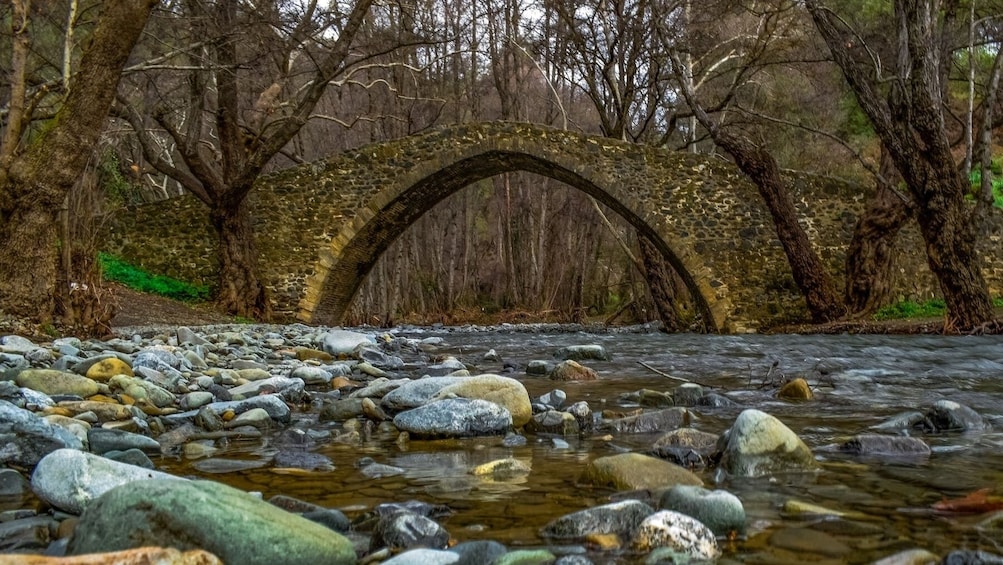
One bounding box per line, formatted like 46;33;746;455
161;327;1003;563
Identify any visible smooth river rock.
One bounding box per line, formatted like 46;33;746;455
394;398;512;438
579;453;702;491
381;377;466;411
432;374;532;428
31;449;178;514
659;485;746;536
321;330;375;356
0;400;83;467
15;369;99;398
67;479;355;564
718;409;817;477
540;499;654;539
631;510;721;559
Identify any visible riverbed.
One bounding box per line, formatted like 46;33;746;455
139;326;1003;563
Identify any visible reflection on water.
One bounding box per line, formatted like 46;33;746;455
157;330;1003;562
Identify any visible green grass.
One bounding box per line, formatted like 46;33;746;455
98;253;210;303
873;299;946;320
968;167;1003;209
874;297;1003;320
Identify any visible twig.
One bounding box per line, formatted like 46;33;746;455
637;361;692;384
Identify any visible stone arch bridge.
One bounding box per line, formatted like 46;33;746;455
104;122;968;332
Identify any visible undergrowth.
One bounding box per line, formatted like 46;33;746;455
874;297;1003;320
98;253;210;303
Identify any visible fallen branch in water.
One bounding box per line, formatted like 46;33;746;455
637;361;695;384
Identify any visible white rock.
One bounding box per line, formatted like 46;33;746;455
31;449;180;514
321;330;375;356
631;510;720;560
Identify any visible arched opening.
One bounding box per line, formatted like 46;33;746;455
302;150;723;331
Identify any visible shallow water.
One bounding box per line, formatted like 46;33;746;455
162;329;1003;563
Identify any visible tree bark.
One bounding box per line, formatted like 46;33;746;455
713;130;847;322
807;0;994;330
210;198;271;320
844;151;913;316
638;234;683;332
0;1;157;322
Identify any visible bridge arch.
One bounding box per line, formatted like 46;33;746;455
105;122;900;332
298;126;734;331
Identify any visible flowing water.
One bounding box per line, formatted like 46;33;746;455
162;329;1003;563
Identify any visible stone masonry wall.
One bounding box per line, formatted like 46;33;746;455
101;122;1003;332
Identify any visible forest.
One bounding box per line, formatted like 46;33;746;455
1;0;1003;333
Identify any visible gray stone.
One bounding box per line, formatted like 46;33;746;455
103;448;155;469
371;510;450;552
393;398;512;438
871;411;926;432
554;345;611;361
450;540;508;565
381;377;466;411
0;515;58;552
227;407;273;429
719;409;817;477
180;391;214;411
526;360;554;375
630;510;720;559
358;347;405;370
526;410;579;436
494;550;557;565
837;434;931;457
0;335;38;354
177;326;211;346
347;377;405;399
425;357;467;376
916;400;989;432
30;449;178;514
109;374;176;407
168;394;291;424
603;408;690;434
318;398;364;422
0;399;83;467
321;330;374;356
538;389;567;409
67;479;355;564
541;499;654;539
566;401;594;433
671;383;704;407
659;485;746;536
383;549;460;565
229;376;304;400
88;428;161;455
290;365;332;385
0;468;30;497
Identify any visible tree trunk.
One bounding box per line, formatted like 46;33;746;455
638;234;682;332
210;198;271;321
715;131;846;323
845;154;913;317
0;1;156;322
0;196;61;322
915;183;994;330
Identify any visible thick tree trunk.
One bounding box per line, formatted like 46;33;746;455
210;198;271;321
0;1;156;322
714;131;846;323
0;196;61;322
915;184;994;330
845;153;913;317
638;234;683;332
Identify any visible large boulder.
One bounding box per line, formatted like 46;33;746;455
579;453;702;491
718;409;817;477
432;374;532;428
31;449;177;514
67;479;355;564
393;398;512;438
0;400;83;467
